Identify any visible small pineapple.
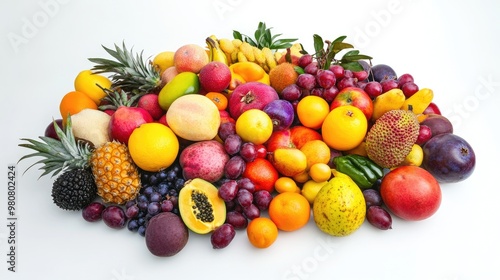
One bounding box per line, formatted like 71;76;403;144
19;116;141;205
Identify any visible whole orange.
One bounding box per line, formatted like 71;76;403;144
59;91;97;120
242;158;279;193
246;217;278;249
296;95;330;129
321;105;368;151
268;192;310;232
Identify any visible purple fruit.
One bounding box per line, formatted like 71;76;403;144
224;155;246;179
416;125;433;146
211;223;236;249
225;211;248;229
422;133;476;183
362;189;383;208
102;206;127;229
366;206;392;230
253;190;273;211
82;202;105;222
420;114;453;138
44;119;64;140
368;64;397;82
242;204;260;220
263;99;295;131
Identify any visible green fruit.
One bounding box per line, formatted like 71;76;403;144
158;71;200;110
313;170;366;237
178;178;226;234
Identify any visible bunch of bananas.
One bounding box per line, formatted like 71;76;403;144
206;35;303;73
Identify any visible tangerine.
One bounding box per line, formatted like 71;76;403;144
296;95;330;129
243;158;279;193
321;105;368;151
235;109;273;145
274;177;300;194
59;91;98;120
268;192;310;232
246;217;278;249
205;92;228;111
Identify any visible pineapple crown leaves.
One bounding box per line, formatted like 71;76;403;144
18;116;93;178
98;86;144;111
88;41;161;94
310;35;373;71
233;22;297;50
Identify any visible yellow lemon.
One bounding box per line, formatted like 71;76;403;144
153;51;175;74
235;109;273;145
74;70;111;105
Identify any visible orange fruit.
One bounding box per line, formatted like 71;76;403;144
299;139;331;170
59;91;98;119
235;109;273;145
247;217;278;249
296;95;330;129
292;170;310;184
268;192;311;232
321;105;368;151
74;70;111;105
274;177;300;193
309;163;332;183
205;92;228;111
243;158;279;193
127;123;179;172
268;62;299;93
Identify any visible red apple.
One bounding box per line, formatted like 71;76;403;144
266;125;322;152
198;61;231;92
44;119;64;140
137;93;164;120
228;82;279;119
380;166;441;221
423;102;442;115
109;106;154;144
330;86;373;120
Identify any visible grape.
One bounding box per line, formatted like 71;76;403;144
281;84;302;101
102;206;127;229
218;122;236;141
137;201;148;211
304;61;318;75
362;188;383;208
329;64;345;79
296;73;316;90
401;82;419;98
160;199;174;212
218;180;239;202
368;64;397;82
149;191;162;202
237;177;255;193
397;73;414;87
380;79;399;93
143;186;154;197
353;70;368;81
343;70;354;78
147;202;161;215
253;190;273;211
310;87;324;98
316;69;336;89
237;189;253;208
363;81;383;98
226;211;248;229
298;54;313;68
138;225;147;237
255;144;268;159
242;204;260;220
82;202;105;222
224;155;246;179
337;77;355;90
211;223;236;249
239;142;257;162
127;219;139;232
323;86;339;103
224;134;242;155
125;204;139;219
137;194;148;203
366;206;392;230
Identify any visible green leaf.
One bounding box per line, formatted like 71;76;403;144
332;42;354;54
233;30;243;40
341;54;373;62
332;35;347;43
313;34;324;55
343;50;360;57
341;61;364;72
294;66;305;74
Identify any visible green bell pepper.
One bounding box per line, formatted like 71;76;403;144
333;154;384;189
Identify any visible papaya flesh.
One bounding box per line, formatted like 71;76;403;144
178;178;226;234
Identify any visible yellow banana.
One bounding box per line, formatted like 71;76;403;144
206;36;228;65
400;88;434;115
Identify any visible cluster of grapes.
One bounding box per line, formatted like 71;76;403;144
124;164;185;236
217;122;273;228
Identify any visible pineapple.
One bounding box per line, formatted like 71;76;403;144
88;42;161;95
19;116;141;205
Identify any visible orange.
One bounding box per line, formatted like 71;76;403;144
247;217;278;249
242;158;279;193
235;109;273;145
309;163;332;183
299;140;331;170
274;177;300;193
268;192;310;232
127;123;179;172
268;62;299;93
321;105;368;151
296;95;330;129
74;70;112;105
205;92;228;111
59;91;98;119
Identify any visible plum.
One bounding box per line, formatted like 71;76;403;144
422;133;476;183
421;114;453;137
368;64;397;82
263;99;295;131
145;212;189;257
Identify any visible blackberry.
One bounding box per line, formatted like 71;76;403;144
51;169;97;211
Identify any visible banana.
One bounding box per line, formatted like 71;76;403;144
206;36;228;65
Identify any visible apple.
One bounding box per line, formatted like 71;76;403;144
380;166;441;221
228;82;279;119
109;106;154;144
330;86;373;120
265;125;322;153
423;102;441;115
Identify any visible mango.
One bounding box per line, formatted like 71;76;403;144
158;71;199;110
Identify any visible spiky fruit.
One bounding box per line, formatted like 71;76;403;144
19;116;141;205
365;110;420;168
52;168;97;210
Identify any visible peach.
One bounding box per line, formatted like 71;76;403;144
174;44;209;74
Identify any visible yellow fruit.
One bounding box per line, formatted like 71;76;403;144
153;51;175;74
74;70;111;105
309;163;332;183
401;144;424;167
128;123;179;172
322;105;368;151
301;180;328;205
235;109;273;145
274;177;301;194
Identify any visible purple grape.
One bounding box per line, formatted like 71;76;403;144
364;81;383;98
316;69;336;89
296;73;316;90
381;79;399;93
343;70;354;78
281;84;302;101
353;70;368;81
127;219;139;232
323;86;339;103
242;204;260;220
237;177;255;193
218;122;236;141
263;99;295;131
160;200;174;212
225;211;248;229
366;206;392;230
253;190;273;211
401;82;419;98
239;142;257;162
337;77;356;90
310;87;324;97
218;180;239;202
149;192;162;202
147;202;161;215
397;73;414;87
82;202;105;222
224;156;246;179
102;206;127;229
368;64;397;82
298;54;313;68
237;189;253;208
224;134;242;155
304;61;319;75
211;223;236;249
362;189;383;208
125;204;140;219
329;64;345;79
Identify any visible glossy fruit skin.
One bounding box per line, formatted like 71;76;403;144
420;114;453;138
368;64;397;82
109;106;153;145
263;99;295;131
330;86;373;120
228;82;279;119
380;166;441;221
422;133;476;183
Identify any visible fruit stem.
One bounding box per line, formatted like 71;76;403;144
240;92;255;104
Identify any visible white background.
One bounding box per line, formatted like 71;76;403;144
1;0;499;279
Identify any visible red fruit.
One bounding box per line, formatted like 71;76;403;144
108;106;154;144
44;119;64;140
228;82;279;119
198;61;231;92
330;86;374;120
423;102;442;115
380;166;441;221
416;125;432;146
137;93;164;120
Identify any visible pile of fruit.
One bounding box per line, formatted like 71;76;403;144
19;22;476;257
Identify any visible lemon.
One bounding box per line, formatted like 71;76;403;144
74;70;111;105
301;180;327;204
153;51;175;74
